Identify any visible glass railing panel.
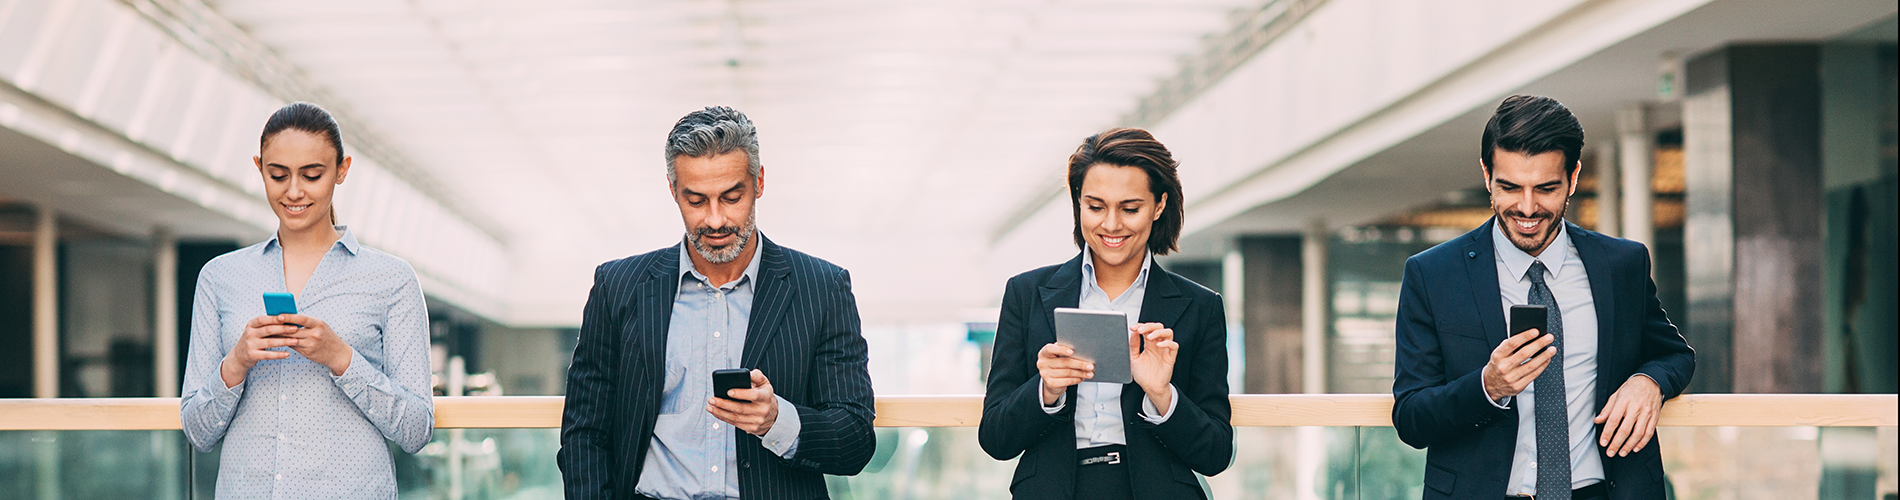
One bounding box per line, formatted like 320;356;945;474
1354;425;1428;500
1;430;190;500
1196;426;1363;500
825;428;1014;500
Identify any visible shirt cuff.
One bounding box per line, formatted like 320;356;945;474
1140;384;1179;424
221;379;246;399
1482;382;1513;409
1040;378;1067;414
761;395;801;458
329;349;373;391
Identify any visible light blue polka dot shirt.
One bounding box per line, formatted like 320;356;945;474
180;226;435;499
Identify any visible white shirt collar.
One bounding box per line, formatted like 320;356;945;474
1081;243;1152;291
263;225;360;256
1492;218;1571;283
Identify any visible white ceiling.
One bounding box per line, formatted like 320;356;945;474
206;0;1261;324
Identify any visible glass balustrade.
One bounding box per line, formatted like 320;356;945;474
4;425;1894;499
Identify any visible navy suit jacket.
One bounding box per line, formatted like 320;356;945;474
1391;219;1695;499
979;254;1234;500
558;235;876;500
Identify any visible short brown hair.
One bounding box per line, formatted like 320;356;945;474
1066;127;1185;256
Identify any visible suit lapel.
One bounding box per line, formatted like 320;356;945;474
1136;261;1190;332
635;247;682;414
1568;222;1619;402
742;235;794;369
1037;254;1086;346
1466;219;1510;345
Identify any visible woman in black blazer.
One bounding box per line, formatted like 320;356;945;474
980;128;1234;499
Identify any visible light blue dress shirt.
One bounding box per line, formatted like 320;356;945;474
1487;223;1609;494
636;242;802;500
1043;246;1177;448
180;226;435;499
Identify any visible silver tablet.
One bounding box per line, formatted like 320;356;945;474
1052;308;1133;384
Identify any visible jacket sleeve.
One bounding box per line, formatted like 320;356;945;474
1134;294;1235;476
558;264;624;499
1631;248;1695;398
773;268;877;475
1391;257;1512;449
979;276;1071;461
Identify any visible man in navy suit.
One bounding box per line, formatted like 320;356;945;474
558;106;875;499
1392;95;1695;500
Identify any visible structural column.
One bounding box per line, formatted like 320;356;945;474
1593;142;1621;237
1618;104;1653;249
1240;235;1303;394
153;227;178;397
32;208;57;398
1299;220;1328;394
1683;44;1826;393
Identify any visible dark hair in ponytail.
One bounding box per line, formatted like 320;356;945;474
261;102;345;225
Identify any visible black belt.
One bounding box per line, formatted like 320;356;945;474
1506;481;1608;500
1077;444;1126;466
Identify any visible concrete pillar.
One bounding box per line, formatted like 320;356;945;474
153;227;178;398
1240;235;1302;394
1617;104;1654;250
32;208;57;398
1221;247;1246;393
1683;44;1826;393
1299;220;1328;394
1594;142;1621;237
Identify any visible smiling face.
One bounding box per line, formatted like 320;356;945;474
255;129;349;234
671;151;761;264
1484;149;1578;256
1077;163;1165;269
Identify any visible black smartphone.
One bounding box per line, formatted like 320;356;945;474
1509;304;1549;355
713;368;752;402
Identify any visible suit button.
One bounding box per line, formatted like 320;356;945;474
1608;480;1616;489
742;461;750;469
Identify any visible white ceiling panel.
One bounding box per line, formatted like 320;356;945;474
206;0;1262;324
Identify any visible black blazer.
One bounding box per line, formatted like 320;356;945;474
558;235;876;500
1391;219;1695;499
979;254;1234;500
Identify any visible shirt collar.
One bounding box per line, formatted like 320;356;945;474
262;225;361;256
1492;218;1571;283
678;234;764;289
1081;243;1152;291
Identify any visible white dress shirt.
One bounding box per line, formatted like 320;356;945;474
1042;246;1177;448
1488;222;1606;494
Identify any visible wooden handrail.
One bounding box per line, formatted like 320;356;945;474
0;394;1891;430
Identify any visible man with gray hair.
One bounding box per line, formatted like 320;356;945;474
559;106;877;500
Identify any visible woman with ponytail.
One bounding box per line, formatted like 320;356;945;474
180;102;434;498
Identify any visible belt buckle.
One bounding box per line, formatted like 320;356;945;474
1105;451;1121;465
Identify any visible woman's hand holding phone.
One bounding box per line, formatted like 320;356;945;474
272;314;354;376
220;316;302;388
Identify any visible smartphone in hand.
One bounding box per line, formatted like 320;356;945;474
263;292;301;328
1509;304;1549;356
713;368;752;402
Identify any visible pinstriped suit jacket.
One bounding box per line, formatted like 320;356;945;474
558;235;877;499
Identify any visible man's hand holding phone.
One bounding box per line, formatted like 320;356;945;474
1482;329;1556;401
707;369;780;436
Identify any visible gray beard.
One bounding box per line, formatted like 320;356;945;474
688;210;757;264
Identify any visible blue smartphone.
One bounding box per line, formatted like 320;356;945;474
263;292;301;328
